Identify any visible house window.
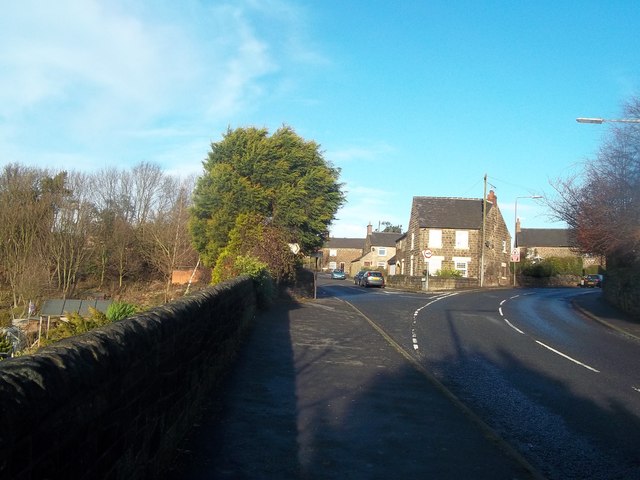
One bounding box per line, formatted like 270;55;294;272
410;254;414;276
502;240;507;253
428;229;442;248
328;261;337;270
378;247;387;256
377;261;386;268
426;256;443;275
453;257;471;277
411;233;415;250
329;249;337;257
455;230;469;249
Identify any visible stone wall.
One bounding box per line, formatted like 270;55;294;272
387;275;479;291
0;277;258;480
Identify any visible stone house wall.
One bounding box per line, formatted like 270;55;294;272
322;247;362;272
399;198;511;285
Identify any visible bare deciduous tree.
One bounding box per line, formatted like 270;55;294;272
549;97;640;266
142;175;198;301
0;165;57;308
47;172;96;298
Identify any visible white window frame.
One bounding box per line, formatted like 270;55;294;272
378;247;387;256
411;232;415;250
328;261;337;270
377;261;386;268
329;249;337;257
455;230;469;249
428;229;442;248
452;256;471;277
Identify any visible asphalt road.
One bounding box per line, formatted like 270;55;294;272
321;277;640;479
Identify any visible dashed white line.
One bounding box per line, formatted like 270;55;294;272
504;318;525;335
411;292;459;352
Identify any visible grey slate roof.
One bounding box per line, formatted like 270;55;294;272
516;228;573;248
326;237;365;249
40;299;112;317
412;197;491;229
369;232;402;247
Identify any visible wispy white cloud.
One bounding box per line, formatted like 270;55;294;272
0;0;320;172
327;142;395;163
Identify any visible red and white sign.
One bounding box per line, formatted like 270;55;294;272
422;249;432;259
511;248;520;263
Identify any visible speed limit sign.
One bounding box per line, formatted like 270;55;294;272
422;249;432;259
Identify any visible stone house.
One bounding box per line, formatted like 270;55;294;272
396;191;512;286
515;224;603;269
350;224;402;275
322;237;365;272
515;224;574;260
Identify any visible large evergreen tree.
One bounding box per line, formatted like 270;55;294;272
190;126;345;267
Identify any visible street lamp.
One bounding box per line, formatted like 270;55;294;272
576;117;640;124
513;195;542;286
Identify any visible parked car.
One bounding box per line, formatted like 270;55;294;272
354;271;365;285
330;269;346;280
361;271;385;288
580;274;603;288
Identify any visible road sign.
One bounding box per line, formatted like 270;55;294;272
422;249;432;259
511;248;520;263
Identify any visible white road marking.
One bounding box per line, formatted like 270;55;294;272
504;318;525;334
633;386;640;393
411;292;459;352
535;340;600;373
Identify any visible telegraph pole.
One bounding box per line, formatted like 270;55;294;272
480;174;487;287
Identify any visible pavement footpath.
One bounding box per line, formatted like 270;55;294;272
165;289;637;480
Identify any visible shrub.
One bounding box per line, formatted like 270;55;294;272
435;267;462;278
521;256;583;278
234;255;275;308
106;302;138;322
0;335;12;357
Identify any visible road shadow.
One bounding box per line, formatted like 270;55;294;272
164;300;302;479
166;293;640;479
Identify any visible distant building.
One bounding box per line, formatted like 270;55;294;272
515;224;575;260
396;191;511;286
322;237;365;272
515;224;603;269
350;224;402;275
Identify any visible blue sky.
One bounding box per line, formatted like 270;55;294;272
1;1;639;239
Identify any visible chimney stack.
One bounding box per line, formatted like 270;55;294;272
367;223;373;236
487;189;497;204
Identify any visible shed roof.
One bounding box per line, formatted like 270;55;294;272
412;197;491;229
40;299;112;317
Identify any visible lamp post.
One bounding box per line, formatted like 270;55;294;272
513;195;542;286
576;117;640;124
